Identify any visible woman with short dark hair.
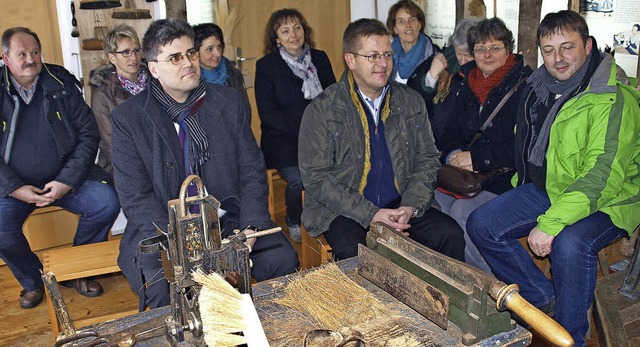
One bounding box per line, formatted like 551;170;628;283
436;17;533;273
192;23;250;117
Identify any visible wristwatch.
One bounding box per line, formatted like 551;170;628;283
410;206;420;218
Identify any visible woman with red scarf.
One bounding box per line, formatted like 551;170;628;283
435;17;532;273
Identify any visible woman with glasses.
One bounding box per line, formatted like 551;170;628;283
90;24;148;179
412;17;481;143
255;8;336;242
387;0;437;85
193;23;250;119
435;17;532;273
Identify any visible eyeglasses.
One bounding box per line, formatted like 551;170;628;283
349;51;394;63
113;48;141;57
473;45;506;55
395;16;418;26
152;48;199;65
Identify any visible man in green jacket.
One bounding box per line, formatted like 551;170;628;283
468;11;640;345
298;18;464;261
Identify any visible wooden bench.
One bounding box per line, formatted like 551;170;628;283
0;206;78;267
300;226;333;269
42;238;137;337
266;169;287;222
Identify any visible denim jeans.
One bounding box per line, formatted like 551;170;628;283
467;183;625;346
275;166;303;226
434;189;495;274
0;180;120;291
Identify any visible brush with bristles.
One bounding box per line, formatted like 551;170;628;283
192;269;269;347
111;0;152;20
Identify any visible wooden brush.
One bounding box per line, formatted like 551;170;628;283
111;0;151;20
192;269;268;347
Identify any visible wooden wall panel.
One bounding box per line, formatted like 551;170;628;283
0;0;63;65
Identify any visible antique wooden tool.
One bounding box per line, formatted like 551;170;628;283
359;222;573;346
138;175;279;346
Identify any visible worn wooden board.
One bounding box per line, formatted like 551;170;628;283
594;268;640;347
82;258;531;346
358;245;450;330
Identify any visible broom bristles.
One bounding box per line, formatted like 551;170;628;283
111;10;151;19
111;0;152;20
192;269;248;347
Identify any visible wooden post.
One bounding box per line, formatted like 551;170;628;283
518;0;542;68
165;0;186;20
456;0;464;25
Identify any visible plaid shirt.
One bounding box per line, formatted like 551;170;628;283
10;74;39;104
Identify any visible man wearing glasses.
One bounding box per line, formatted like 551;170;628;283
111;19;298;310
298;19;464;261
1;27;120;308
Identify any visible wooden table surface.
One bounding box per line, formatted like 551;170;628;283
83;258;531;346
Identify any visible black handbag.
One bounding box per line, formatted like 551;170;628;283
437;79;523;198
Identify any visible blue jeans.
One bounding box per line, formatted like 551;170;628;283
434;189;495;274
0;180;120;291
275;166;303;226
467;183;625;346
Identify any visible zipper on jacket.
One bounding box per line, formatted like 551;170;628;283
520;91;534;185
375;125;382;205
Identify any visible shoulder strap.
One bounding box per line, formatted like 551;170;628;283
466;77;526;150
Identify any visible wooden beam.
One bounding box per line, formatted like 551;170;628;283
569;0;580;13
518;0;542;68
165;0;187;20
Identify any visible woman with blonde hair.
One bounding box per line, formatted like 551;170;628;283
90;24;148;179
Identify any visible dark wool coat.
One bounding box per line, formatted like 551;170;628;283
111;83;273;295
254;48;336;169
437;55;532;194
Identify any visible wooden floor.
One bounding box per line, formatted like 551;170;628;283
0;200;630;346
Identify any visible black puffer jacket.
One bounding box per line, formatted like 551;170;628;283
0;63;101;197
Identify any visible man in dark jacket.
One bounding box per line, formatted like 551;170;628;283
299;18;464;261
0;27;120;309
111;19;298;311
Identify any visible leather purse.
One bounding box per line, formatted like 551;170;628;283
437;165;510;199
437;79;523;199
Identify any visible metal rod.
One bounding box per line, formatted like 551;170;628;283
222;227;282;244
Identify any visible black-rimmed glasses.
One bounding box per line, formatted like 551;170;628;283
113;48;141;57
349;51;394;63
151;48;199;65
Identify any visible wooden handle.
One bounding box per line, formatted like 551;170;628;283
495;284;574;347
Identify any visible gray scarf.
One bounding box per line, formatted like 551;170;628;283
279;43;323;99
527;47;597;166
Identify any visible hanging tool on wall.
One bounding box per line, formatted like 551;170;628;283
112;0;152;20
79;0;122;10
70;2;80;38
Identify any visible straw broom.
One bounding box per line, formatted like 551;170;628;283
275;263;388;331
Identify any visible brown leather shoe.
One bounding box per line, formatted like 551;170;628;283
20;288;44;309
61;278;104;297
